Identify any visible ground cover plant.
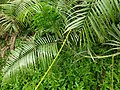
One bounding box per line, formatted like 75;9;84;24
0;0;120;90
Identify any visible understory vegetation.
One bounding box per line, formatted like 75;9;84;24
0;0;120;90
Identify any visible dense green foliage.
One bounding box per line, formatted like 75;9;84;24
0;0;120;90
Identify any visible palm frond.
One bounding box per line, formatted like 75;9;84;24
104;23;120;53
0;14;19;35
0;0;26;35
2;35;58;80
0;0;38;25
65;0;120;48
15;0;39;23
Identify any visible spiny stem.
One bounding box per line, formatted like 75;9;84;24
35;29;72;90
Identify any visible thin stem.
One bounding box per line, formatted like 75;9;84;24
111;55;114;90
35;29;72;90
78;52;120;59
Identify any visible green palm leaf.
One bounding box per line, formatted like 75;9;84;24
104;23;120;53
3;35;58;80
65;0;120;48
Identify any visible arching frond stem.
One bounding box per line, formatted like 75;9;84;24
35;29;72;90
